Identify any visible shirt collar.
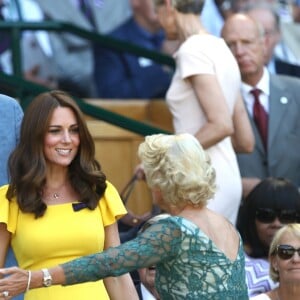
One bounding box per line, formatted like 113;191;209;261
242;67;270;96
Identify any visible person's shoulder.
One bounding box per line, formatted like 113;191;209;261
93;18;133;53
109;18;134;38
271;73;300;86
180;34;225;56
0;184;9;194
245;255;269;268
146;215;179;231
0;94;19;106
104;180;118;194
0;184;13;203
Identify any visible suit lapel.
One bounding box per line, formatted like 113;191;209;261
268;76;290;148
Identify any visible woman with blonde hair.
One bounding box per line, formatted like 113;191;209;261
0;133;248;299
251;223;300;299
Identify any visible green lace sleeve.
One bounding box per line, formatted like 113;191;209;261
61;217;181;285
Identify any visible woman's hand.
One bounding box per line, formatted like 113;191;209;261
0;267;28;299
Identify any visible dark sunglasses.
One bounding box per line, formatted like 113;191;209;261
275;244;300;260
255;208;300;224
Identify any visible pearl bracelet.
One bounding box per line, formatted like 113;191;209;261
26;271;32;292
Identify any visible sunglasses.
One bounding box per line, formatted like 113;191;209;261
275;244;300;260
255;208;300;224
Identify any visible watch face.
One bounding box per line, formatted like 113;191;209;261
42;269;52;287
44;278;52;287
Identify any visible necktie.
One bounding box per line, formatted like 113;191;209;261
78;0;96;28
251;88;268;150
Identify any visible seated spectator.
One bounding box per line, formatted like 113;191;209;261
231;0;294;22
93;0;173;99
33;0;132;97
1;0;132;97
241;1;300;77
0;0;57;89
221;13;300;197
237;177;300;297
251;223;300;299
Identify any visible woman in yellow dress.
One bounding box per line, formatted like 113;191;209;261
0;91;138;300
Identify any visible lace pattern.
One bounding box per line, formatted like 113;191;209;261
62;216;248;299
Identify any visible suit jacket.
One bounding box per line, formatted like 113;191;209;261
0;0;57;85
32;0;132;94
237;74;300;188
275;58;300;78
34;0;132;35
93;18;172;98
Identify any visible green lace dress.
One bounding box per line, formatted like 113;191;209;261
62;216;248;299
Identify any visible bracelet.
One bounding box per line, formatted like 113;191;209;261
26;271;32;292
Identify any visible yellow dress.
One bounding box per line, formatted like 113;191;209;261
0;181;127;300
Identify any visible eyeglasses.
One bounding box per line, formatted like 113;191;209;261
255;208;300;224
275;244;300;260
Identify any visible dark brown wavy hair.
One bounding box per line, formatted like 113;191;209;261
6;90;107;218
237;177;300;258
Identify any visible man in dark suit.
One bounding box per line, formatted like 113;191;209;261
93;0;173;99
221;13;300;197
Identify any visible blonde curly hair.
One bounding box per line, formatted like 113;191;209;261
138;133;216;207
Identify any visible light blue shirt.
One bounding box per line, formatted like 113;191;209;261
0;94;23;300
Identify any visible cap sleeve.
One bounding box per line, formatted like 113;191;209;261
0;185;19;234
98;181;127;227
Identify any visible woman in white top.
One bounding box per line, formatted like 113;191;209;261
158;0;254;224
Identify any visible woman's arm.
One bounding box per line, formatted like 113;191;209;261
231;92;255;153
0;219;180;297
189;74;234;149
102;223;139;300
0;223;10;269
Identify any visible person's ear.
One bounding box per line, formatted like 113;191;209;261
270;255;278;272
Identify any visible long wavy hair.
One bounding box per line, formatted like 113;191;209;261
6;90;106;218
237;177;300;258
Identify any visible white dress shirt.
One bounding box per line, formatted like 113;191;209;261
140;284;157;300
241;67;270;117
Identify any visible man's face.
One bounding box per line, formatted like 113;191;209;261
247;8;281;64
221;15;266;83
